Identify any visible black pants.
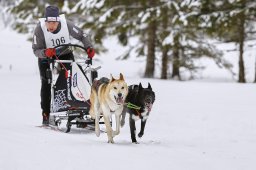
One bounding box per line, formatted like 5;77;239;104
38;53;74;115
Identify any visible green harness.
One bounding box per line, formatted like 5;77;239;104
126;102;141;110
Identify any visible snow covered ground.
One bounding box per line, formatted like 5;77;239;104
0;28;256;170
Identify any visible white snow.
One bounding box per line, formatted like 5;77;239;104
0;28;256;170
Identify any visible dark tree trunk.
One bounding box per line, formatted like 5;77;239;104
144;1;156;78
160;6;169;80
238;11;246;83
161;46;168;79
238;40;245;83
144;20;156;78
172;35;181;80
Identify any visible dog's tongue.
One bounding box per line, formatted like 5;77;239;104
147;103;153;112
116;97;124;104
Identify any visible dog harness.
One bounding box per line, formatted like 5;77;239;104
92;77;109;93
126;102;143;117
126;85;152;119
126;85;142;117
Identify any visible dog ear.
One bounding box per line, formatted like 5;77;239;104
148;83;152;90
110;74;116;82
119;73;124;80
139;83;143;90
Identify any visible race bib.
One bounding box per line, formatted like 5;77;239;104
39;14;71;48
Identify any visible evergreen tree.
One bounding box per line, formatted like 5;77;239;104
0;0;15;28
76;0;162;78
199;0;256;83
157;0;227;80
9;1;79;35
9;0;251;81
159;4;170;79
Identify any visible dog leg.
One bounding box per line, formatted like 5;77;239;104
89;90;100;137
121;106;127;127
138;120;147;138
95;112;101;137
94;101;100;137
103;114;114;143
113;114;121;137
129;116;138;144
89;89;97;119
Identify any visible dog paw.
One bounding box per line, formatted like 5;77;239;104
95;130;100;137
108;139;115;144
138;132;144;138
121;120;125;127
132;141;139;144
113;130;120;137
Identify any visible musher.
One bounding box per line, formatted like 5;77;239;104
32;5;95;125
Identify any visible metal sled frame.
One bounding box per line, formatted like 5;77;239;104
47;44;105;133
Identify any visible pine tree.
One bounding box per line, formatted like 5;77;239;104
0;0;15;28
199;0;256;83
160;11;170;80
157;0;227;80
9;0;79;34
9;0;249;81
76;0;162;78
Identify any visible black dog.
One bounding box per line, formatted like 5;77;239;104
121;83;155;144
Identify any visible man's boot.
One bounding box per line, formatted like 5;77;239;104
42;113;49;125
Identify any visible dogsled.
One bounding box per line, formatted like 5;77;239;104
46;44;103;132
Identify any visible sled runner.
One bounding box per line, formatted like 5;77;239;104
46;44;105;132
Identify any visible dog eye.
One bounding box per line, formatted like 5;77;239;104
114;87;117;90
121;87;124;89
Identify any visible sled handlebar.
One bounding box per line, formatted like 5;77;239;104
54;44;91;61
49;44;93;65
54;59;101;75
54;60;101;71
84;66;101;74
54;44;87;52
54;60;85;63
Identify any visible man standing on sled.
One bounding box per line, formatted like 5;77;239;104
32;5;95;125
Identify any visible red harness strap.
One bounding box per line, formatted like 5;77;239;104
135;109;141;117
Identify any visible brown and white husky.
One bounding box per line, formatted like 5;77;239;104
89;73;128;143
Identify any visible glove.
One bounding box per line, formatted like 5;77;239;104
86;47;95;59
45;48;56;58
